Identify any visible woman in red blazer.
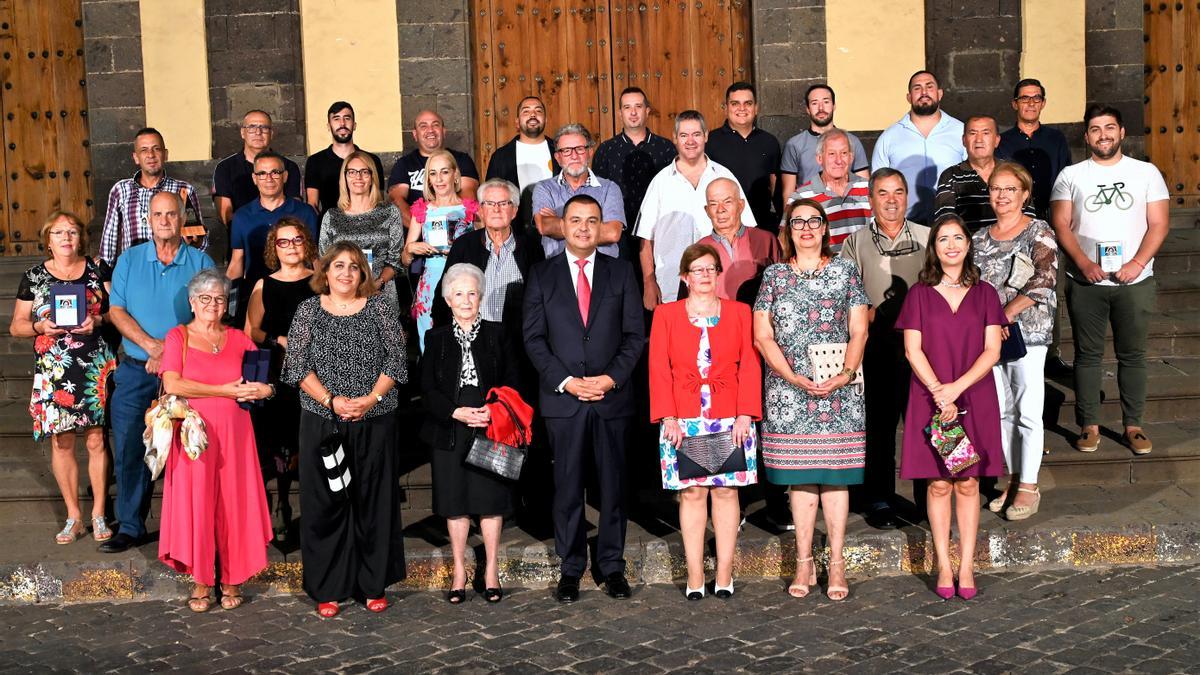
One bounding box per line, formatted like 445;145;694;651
649;243;762;601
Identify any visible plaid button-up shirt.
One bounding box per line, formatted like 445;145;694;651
481;232;522;322
99;171;207;265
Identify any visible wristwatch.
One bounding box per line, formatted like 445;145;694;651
375;393;384;404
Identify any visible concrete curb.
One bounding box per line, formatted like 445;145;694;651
2;521;1197;604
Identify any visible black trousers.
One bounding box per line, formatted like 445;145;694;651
857;327;910;506
299;411;406;602
546;410;630;578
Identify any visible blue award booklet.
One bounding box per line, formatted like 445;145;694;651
240;348;272;410
50;283;87;329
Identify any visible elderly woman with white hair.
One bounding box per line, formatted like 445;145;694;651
159;268;275;612
421;263;520;604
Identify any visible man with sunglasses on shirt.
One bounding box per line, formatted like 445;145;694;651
839;168;930;530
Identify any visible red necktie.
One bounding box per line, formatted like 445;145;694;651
575;258;591;325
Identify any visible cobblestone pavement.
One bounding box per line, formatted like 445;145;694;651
2;564;1197;674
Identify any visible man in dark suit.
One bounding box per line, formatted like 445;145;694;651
523;194;646;602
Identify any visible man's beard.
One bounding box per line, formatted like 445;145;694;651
810;112;833;127
332;128;353;144
521;120;544;138
564;164;588;179
1088;138;1122;160
912;100;940;116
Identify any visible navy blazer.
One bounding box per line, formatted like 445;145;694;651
522;252;645;419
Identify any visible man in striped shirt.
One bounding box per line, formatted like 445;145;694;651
785;128;870;251
934;115;1034;232
99;128;207;266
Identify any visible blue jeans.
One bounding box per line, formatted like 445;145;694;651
110;359;159;538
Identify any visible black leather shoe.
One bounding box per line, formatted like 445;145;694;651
555;575;580;603
603;572;631;599
98;532;138;553
863;507;900;531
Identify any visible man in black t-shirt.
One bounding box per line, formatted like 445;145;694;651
704;82;782;233
211;109;303;230
304;101;385;218
386;109;479;224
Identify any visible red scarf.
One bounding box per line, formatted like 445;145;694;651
484;386;534;447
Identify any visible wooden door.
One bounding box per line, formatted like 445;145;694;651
1144;2;1199;207
0;0;93;256
470;0;752;171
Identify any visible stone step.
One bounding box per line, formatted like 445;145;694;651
1039;420;1200;486
1057;310;1200;361
1043;356;1200;425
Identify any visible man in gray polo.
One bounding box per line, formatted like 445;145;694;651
532;123;625;258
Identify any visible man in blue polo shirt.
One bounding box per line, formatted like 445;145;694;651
871;70;967;224
227;150;318;324
532;123;625;258
101;191;215;553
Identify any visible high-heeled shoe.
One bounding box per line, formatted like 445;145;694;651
483;586;504;603
714;580;734;600
55;518;84;545
825;559;849;601
957;584;977;600
788;557;817;598
1005;487;1040;521
684;583;705;601
366;597;388;612
935;584;956;600
447;589;467;604
317;601;340;618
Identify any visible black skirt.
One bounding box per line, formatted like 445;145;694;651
430;385;515;518
298;411;406;602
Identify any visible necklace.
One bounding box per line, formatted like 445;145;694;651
686;297;719;317
190;328;223;354
938;277;965;289
792;257;826;279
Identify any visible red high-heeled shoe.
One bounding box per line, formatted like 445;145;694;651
316;601;339;618
366;597;388;612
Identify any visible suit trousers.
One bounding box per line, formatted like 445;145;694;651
546;409;630;578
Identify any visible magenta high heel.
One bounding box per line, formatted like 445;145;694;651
957;585;977;600
935;584;955;600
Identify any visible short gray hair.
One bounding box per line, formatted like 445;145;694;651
815;128;853;163
478;177;520;206
187;268;231;300
440;263;486;300
554;123;594;148
674;109;707;136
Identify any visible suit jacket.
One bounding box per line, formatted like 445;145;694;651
419;320;519;451
648;299;762;422
431;228;546;329
522;252;646;419
485;135;560;232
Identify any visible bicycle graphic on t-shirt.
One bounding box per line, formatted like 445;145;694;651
1084;182;1134;212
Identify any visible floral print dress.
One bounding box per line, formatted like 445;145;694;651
410;198;479;351
658;314;758;490
18;258;116;440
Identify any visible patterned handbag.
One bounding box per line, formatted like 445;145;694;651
806;342;864;392
676;430;745;480
465;435;527;481
926;411;981;476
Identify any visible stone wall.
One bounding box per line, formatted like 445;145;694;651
751;0;827;145
1085;0;1145;158
396;0;473;152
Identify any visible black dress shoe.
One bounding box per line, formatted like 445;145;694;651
555;575;580;603
864;507;900;531
98;532;138;553
603;572;631;599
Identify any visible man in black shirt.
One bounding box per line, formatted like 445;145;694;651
304;101;384;217
704;82;782;232
212;110;303;231
593;87;676;265
997;78;1072;221
387;109;479;224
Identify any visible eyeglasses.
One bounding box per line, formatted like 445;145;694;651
988;186;1021;195
687;265;718;276
555;145;589;157
253;169;285;179
345;168;373;178
480;199;513;209
274;236;306;249
1015;95;1045;104
788;216;826;230
48;229;80;239
242;124;272;133
196;294;228;306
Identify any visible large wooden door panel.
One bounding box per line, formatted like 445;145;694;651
1145;2;1199;206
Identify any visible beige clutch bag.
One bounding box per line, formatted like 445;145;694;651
806;342;864;392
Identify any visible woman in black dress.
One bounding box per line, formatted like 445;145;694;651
244;217;317;540
282;241;408;618
421;263;518;604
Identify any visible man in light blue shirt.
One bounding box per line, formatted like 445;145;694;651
533;123;625;258
871;70;967;224
100;191;215;553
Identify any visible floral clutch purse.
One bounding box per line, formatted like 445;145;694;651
926;411;981;475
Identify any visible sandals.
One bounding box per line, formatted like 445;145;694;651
188;585;213;613
988;480;1015;513
55;518;85;545
825;559;849;601
787;557;817;598
366;597;388;613
316;601;340;618
447;589;467;604
92;515;113;542
1005;487;1041;521
219;584;243;610
483;586;504;603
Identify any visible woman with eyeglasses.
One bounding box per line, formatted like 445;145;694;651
318;150;406;313
650;243;761;601
403;150;480;351
753;198;868;602
159;268;275;612
973;162;1058;521
244;217;317;541
10;211;117;545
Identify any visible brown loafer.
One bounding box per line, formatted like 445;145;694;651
1125;429;1152;455
1074;429;1101;453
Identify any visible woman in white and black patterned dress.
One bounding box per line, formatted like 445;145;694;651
283;241;408;618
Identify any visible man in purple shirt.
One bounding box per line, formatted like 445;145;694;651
532;123;625;258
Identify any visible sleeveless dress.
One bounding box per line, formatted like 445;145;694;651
410;198;478;350
256;275;316;471
658;314;758;490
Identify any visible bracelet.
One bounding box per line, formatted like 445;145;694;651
265;384;276;400
1130;258;1145;270
839;366;856;379
321;394;333;408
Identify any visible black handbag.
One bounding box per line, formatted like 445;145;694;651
676;430;746;480
465;435;527;481
999;322;1028;363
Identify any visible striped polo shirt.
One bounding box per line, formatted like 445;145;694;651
787;174;871;251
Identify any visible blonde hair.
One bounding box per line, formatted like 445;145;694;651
39;211;88;258
336;150;384;211
421;150;462;202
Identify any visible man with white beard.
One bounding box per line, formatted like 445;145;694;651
532;123;625;259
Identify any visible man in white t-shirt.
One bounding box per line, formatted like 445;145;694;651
635;110;755;310
1050;104;1170;456
485;96;560;226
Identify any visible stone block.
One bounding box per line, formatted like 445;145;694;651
950;51;1008;90
228;13;278;49
435;93;473;134
110;36;142;73
942;89;1012;123
210;125;243;157
81;0;140;39
205;15;229;50
83;38;113;75
206;0;295;16
1087;0;1144;30
1086;64;1143;102
226;83;284;121
267;120;305;156
752;0;823;9
84;71;145;109
756;42;825;82
398;57;470;96
399;22;469;60
928;0;1007;19
395;0;466;24
754;6;826;47
86;106;146;146
1085;28;1143;66
86;142;134;185
399;94;439;127
930;16;1021;51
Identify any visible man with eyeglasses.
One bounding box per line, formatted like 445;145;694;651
786;128;871;252
212;110;303;231
387;109;479;225
227;151;318;325
305;101;385;216
100;127;209;266
998;79;1072;221
934;115;1036;234
705;82;781;233
532;124;624;258
840;168;930;530
101;191;215;553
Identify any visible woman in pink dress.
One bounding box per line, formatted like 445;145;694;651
160;268;274;612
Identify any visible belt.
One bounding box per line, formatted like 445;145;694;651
124;356;147;367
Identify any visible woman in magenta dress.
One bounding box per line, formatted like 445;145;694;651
895;214;1005;602
160;269;275;612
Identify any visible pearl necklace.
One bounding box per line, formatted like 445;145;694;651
938;278;965;289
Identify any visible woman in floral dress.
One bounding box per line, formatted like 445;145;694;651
753;199;869;601
403;150;479;350
10;212;117;545
650;244;761;600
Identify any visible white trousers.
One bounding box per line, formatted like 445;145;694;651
993;345;1048;484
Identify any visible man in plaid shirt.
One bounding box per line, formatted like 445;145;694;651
99;127;207;266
